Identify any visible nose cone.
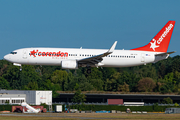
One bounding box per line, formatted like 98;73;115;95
4;54;9;61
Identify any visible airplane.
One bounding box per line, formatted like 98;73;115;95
4;21;176;73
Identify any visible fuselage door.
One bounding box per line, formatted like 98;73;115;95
141;53;145;62
23;50;27;59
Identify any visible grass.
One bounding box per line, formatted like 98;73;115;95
1;113;180;120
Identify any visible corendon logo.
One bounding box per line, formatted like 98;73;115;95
30;50;68;57
150;24;173;51
40;96;46;100
150;39;159;51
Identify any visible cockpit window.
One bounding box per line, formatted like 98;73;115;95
10;52;17;54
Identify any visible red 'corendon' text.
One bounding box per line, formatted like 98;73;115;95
30;50;68;57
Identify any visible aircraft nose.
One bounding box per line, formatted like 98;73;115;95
4;54;10;60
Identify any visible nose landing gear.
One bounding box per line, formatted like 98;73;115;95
20;66;22;71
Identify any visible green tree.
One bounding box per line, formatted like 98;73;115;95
71;89;86;104
171;56;180;72
133;64;158;80
86;68;103;80
164;72;174;83
3;65;21;89
20;65;42;90
90;79;104;91
63;72;74;91
137;77;156;92
160;84;172;94
0;77;9;89
79;82;94;91
104;72;121;91
118;71;139;92
117;82;130;92
162;97;173;104
50;70;68;91
71;84;86;104
105;78;117;91
44;79;60;98
174;103;179;107
174;71;180;85
27;82;38;90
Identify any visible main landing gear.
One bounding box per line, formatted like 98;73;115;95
86;67;91;74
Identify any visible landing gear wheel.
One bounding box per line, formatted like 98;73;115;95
87;68;91;74
20;66;22;71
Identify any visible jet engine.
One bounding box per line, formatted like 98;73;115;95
61;60;78;69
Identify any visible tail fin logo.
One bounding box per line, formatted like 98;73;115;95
150;23;173;51
150;39;159;51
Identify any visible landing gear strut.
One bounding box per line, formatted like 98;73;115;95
87;68;91;74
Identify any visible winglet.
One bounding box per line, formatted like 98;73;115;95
108;41;117;53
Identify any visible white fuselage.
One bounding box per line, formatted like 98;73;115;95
4;48;167;68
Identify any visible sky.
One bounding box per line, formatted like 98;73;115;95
0;0;180;59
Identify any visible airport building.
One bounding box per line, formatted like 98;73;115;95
0;94;26;104
1;90;180;105
0;90;52;105
53;93;180;105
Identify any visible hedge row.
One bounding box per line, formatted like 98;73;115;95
0;105;14;111
0;104;179;112
69;104;180;112
0;104;64;112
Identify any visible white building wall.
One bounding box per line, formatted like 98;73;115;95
35;91;52;105
0;94;26;104
0;90;52;105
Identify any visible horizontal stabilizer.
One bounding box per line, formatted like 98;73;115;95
155;51;176;56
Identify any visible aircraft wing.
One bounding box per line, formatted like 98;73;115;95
78;41;117;66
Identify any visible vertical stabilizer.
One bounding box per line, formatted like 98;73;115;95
131;21;175;52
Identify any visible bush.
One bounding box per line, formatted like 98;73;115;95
0;105;14;111
174;103;179;107
162;97;173;104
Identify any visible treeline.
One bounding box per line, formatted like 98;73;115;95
0;55;180;97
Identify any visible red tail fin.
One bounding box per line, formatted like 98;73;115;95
131;21;175;52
